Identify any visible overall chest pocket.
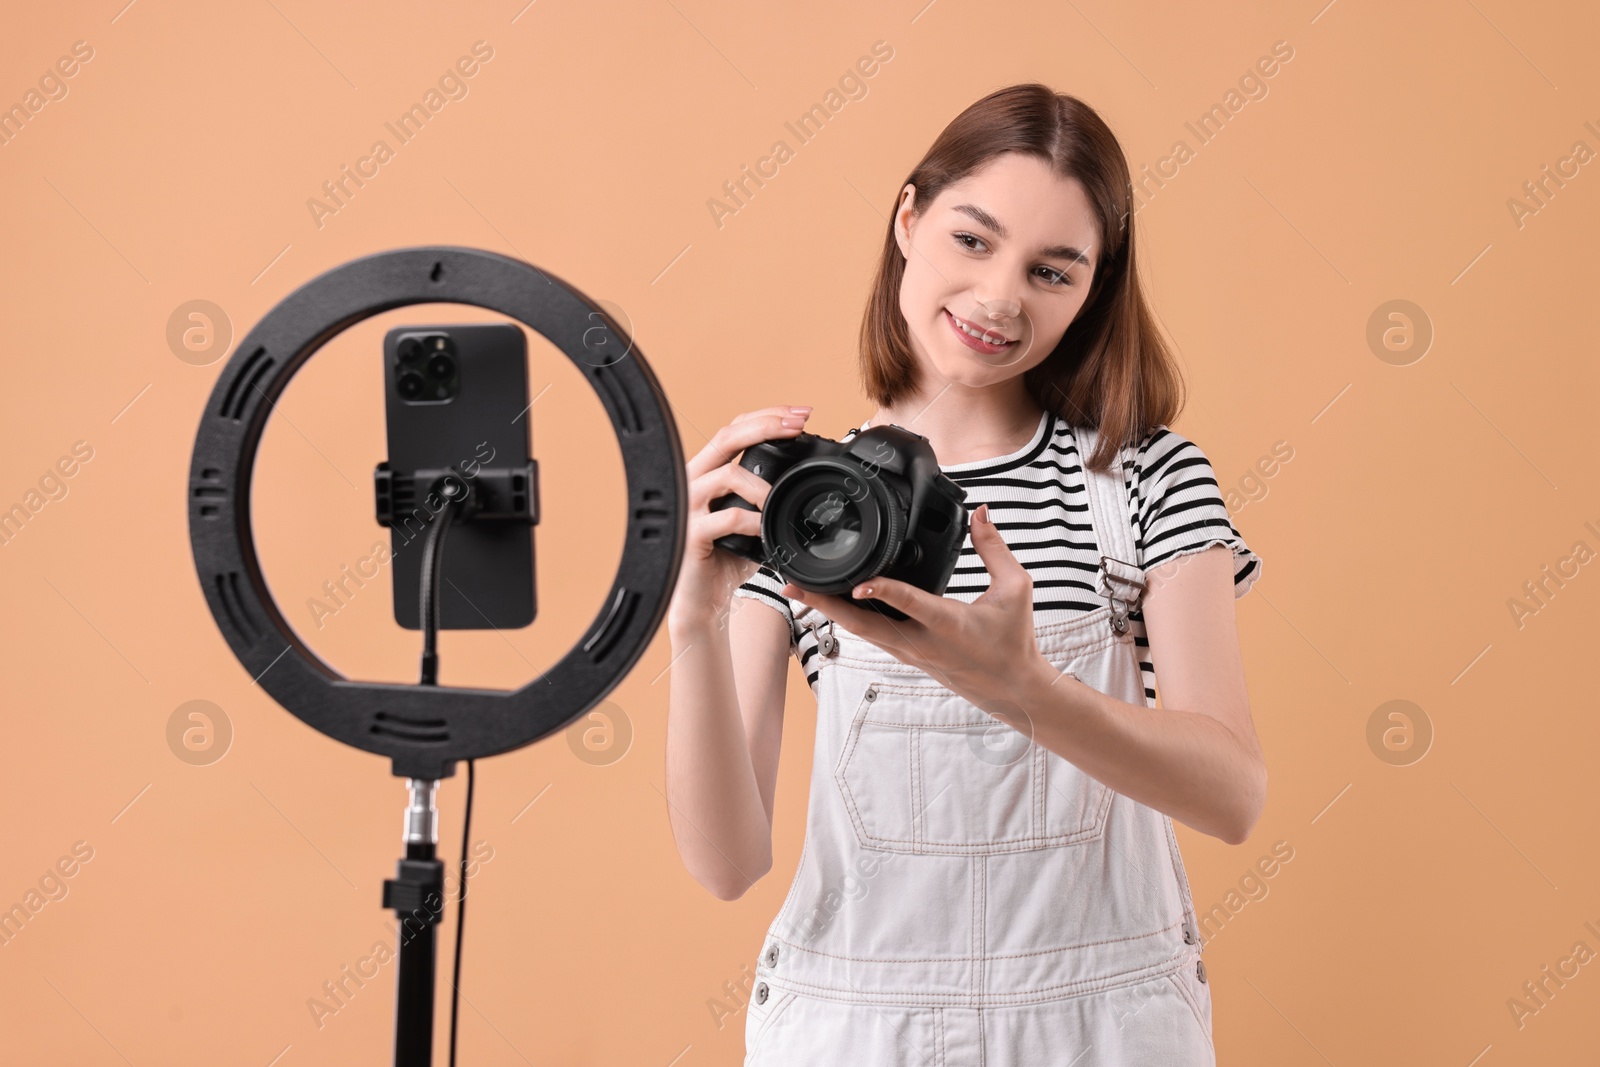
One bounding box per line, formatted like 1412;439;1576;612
833;679;1112;856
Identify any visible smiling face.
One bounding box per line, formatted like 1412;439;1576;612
893;151;1102;388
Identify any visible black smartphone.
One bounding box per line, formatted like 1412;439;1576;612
382;322;536;630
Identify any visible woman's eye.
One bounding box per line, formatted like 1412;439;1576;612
954;232;1071;286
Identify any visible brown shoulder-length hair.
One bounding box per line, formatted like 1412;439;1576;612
858;83;1183;473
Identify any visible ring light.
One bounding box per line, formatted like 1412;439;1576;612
186;246;686;780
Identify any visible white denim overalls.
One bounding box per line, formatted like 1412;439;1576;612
743;425;1215;1065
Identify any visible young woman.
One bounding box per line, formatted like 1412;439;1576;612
665;83;1265;1065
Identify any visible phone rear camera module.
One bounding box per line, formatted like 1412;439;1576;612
394;331;462;404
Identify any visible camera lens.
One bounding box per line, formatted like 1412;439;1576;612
399;338;422;361
427;353;456;379
794;488;861;562
398;372;425;399
764;462;900;591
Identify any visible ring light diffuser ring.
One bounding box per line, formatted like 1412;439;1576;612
187;246;686;780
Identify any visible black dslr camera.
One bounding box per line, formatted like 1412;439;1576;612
709;423;970;622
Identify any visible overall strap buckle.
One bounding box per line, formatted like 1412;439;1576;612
1073;425;1145;637
1098;553;1146;635
799;612;838;658
814;618;838;657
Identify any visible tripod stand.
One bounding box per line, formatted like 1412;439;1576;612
384;778;449;1067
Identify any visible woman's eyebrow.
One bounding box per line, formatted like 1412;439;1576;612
951;202;1092;266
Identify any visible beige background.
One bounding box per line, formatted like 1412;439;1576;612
3;0;1597;1062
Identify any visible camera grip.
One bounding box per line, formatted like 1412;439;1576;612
707;434;811;563
708;490;765;562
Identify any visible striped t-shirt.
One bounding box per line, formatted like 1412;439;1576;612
732;408;1263;707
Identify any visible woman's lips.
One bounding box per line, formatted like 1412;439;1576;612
944;308;1014;355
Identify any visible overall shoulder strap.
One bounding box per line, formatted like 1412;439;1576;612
1073;424;1145;634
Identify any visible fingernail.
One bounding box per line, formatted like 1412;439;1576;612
781;416;805;428
789;406;813;415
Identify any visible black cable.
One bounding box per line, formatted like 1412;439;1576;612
417;495;457;686
449;757;474;1067
415;487;476;1066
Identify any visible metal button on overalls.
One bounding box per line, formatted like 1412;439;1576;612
743;425;1215;1066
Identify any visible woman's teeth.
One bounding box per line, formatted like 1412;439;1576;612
949;311;1009;345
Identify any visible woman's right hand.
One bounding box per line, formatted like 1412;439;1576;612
668;404;813;634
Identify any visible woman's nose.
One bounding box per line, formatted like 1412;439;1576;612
962;295;1022;332
974;296;1020;320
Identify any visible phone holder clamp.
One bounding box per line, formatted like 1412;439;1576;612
373;460;540;529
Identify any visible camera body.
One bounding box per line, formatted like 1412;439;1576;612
710;423;969;622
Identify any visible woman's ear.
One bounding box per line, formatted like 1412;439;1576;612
893;183;917;257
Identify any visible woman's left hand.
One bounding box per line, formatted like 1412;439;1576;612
781;504;1043;713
